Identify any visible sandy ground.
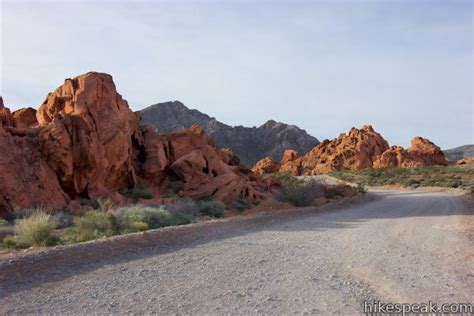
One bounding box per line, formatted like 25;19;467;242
1;189;473;314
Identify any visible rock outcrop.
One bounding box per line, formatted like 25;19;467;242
0;123;68;216
12;108;38;128
253;125;447;175
0;72;275;215
373;137;447;168
140;101;319;167
252;157;279;175
36;72;143;199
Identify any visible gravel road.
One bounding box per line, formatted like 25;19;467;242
1;189;473;314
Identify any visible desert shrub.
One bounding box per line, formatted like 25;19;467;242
14;211;58;247
0;219;9;227
324;186;346;199
276;177;324;207
2;235;17;249
197;200;226;218
167;198;199;218
97;198;114;212
231;198;251;213
113;205;191;231
65;211;119;243
131;221;149;232
446;180;462;188
121;186;153;201
54;212;74;229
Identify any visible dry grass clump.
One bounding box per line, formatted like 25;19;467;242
14;210;58;247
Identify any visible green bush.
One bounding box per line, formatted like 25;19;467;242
14;211;58;247
2;235;17;249
197;200;226;218
121;186;153;201
65;211;119;243
113;205;191;231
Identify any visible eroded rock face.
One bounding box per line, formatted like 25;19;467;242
0;124;68;216
0;72;273;214
141;125;271;204
12;108;38;128
373;137;447;168
0;97;14;127
36;72;142;199
253;125;447;175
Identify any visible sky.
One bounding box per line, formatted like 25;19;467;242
0;0;472;149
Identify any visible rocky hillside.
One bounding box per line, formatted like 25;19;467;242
0;73;276;216
443;145;474;162
140;101;319;167
253;125;447;175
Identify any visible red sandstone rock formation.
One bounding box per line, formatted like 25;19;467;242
36;72;143;199
141;125;271;203
0;97;14;127
253;125;447;175
373;137;447;168
12;108;38;128
251;157;279;175
0;72;273;214
0;123;68;216
278;149;301;175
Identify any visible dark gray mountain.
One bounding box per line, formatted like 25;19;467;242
140;101;320;167
442;145;474;162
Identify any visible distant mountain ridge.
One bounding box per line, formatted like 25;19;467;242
140;101;320;167
443;145;474;162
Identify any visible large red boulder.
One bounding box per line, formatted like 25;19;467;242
36;72;143;199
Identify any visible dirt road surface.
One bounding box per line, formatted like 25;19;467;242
1;189;473;314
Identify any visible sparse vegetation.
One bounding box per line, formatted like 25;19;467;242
330;165;474;189
275;172;325;207
97;198;114;212
121;186;154;201
113;205;191;231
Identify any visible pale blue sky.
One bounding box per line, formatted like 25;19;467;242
1;0;472;148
